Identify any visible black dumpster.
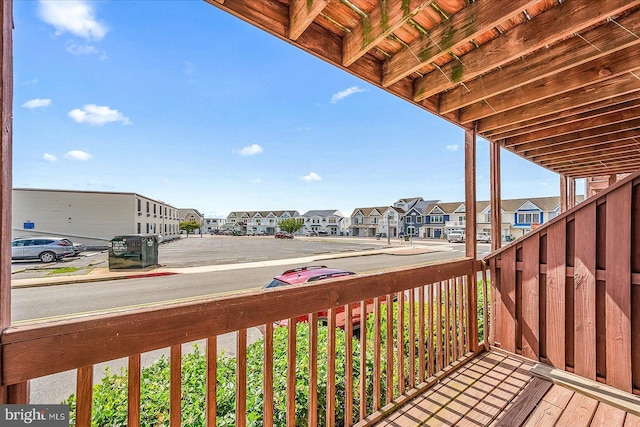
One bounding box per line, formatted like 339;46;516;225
109;235;158;270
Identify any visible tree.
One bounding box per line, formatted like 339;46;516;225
277;218;304;234
179;220;200;237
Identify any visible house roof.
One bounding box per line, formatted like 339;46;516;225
301;210;343;218
206;1;640;178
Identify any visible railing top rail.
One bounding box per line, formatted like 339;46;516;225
1;257;476;386
484;169;640;261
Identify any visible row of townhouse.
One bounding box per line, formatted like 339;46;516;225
352;196;581;241
221;210;351;235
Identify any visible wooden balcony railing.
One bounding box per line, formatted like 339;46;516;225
486;170;640;395
0;258;487;426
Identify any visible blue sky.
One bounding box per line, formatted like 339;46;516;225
13;0;573;218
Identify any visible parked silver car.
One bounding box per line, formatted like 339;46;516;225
447;231;465;243
11;237;75;262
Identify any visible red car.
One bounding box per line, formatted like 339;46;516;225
263;266;374;332
274;231;293;239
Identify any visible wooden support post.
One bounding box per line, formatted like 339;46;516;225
490;141;501;251
568;177;576;209
465;128;478;351
560;175;568;213
0;0;14;404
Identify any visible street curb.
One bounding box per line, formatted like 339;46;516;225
11;271;179;289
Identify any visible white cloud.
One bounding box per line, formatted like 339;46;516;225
238;144;263;156
66;41;98;56
22;98;52;109
64;150;93;161
331;86;365;104
251;178;262;184
42;153;57;162
446;144;459;152
68;104;131;126
301;172;322;182
38;0;108;41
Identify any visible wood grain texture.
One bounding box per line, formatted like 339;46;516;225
546;219;567;369
308;313;317;427
76;366;93;427
263;326;273;427
170;345;181;427
359;300;367;421
385;294;393;404
498;247;516;352
521;234;540;360
574;202;597;379
128;354;141;427
286;321;296;427
327;308;336;427
207;337;218;427
606;183;633;392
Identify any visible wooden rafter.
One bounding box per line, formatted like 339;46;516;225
289;0;329;41
415;0;640;102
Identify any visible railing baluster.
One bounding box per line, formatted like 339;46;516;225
373;297;381;411
128;354;141;427
399;291;407;394
428;284;434;378
482;264;489;350
286;319;296;427
452;278;459;361
345;305;353;427
207;337;217;427
457;276;464;358
418;285;426;383
76;366;93;427
462;275;469;353
408;288;415;388
436;282;443;373
170;345;181;427
236;330;247;427
445;280;451;365
359;300;367;421
385;294;393;404
308;313;318;427
327;308;336;427
263;326;274;427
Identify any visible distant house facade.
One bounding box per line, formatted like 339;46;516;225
225;210;299;235
202;218;225;234
12;188;181;248
178;208;205;233
299;210;347;235
402;200;440;237
350;206;404;237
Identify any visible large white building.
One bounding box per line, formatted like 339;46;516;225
12;189;181;248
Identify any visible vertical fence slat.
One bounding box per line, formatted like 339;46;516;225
482;263;489;350
397;291;406;396
574;203;597;379
206;337;218;427
308;313;318;427
436;282;443;372
489;258;499;347
128;354;141;427
606;184;633;392
467;263;479;352
452;278;459;360
373;297;381;411
359;300;367;421
457;276;464;358
445;280;451;365
547;219;567;369
499;247;517;353
406;289;413;391
286;320;296;427
345;305;353;427
460;276;468;354
327;308;336;427
263;326;274;427
385;294;393;404
236;330;247;427
418;285;426;383
522;233;540;361
428;284;434;378
170;345;181;427
76;366;93;427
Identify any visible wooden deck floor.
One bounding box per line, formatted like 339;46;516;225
374;352;640;427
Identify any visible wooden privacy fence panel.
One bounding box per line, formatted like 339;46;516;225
0;258;486;426
488;171;640;394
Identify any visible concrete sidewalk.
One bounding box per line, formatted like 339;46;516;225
11;244;443;289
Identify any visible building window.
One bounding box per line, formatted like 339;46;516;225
372;217;379;224
416;216;423;224
485;213;491;223
431;215;443;223
517;212;540;224
329;217;336;224
146;202;149;213
154;204;156;214
146;223;149;233
406;216;413;224
137;199;141;213
137;223;141;234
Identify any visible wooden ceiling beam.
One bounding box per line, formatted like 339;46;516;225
413;0;640;102
477;74;640;133
504;107;640;147
343;0;434;67
519;130;640;158
381;0;539;87
439;9;640;114
289;0;329;41
487;97;640;140
551;159;640;177
536;141;640;166
460;46;640;124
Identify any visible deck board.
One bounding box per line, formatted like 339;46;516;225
373;352;640;426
